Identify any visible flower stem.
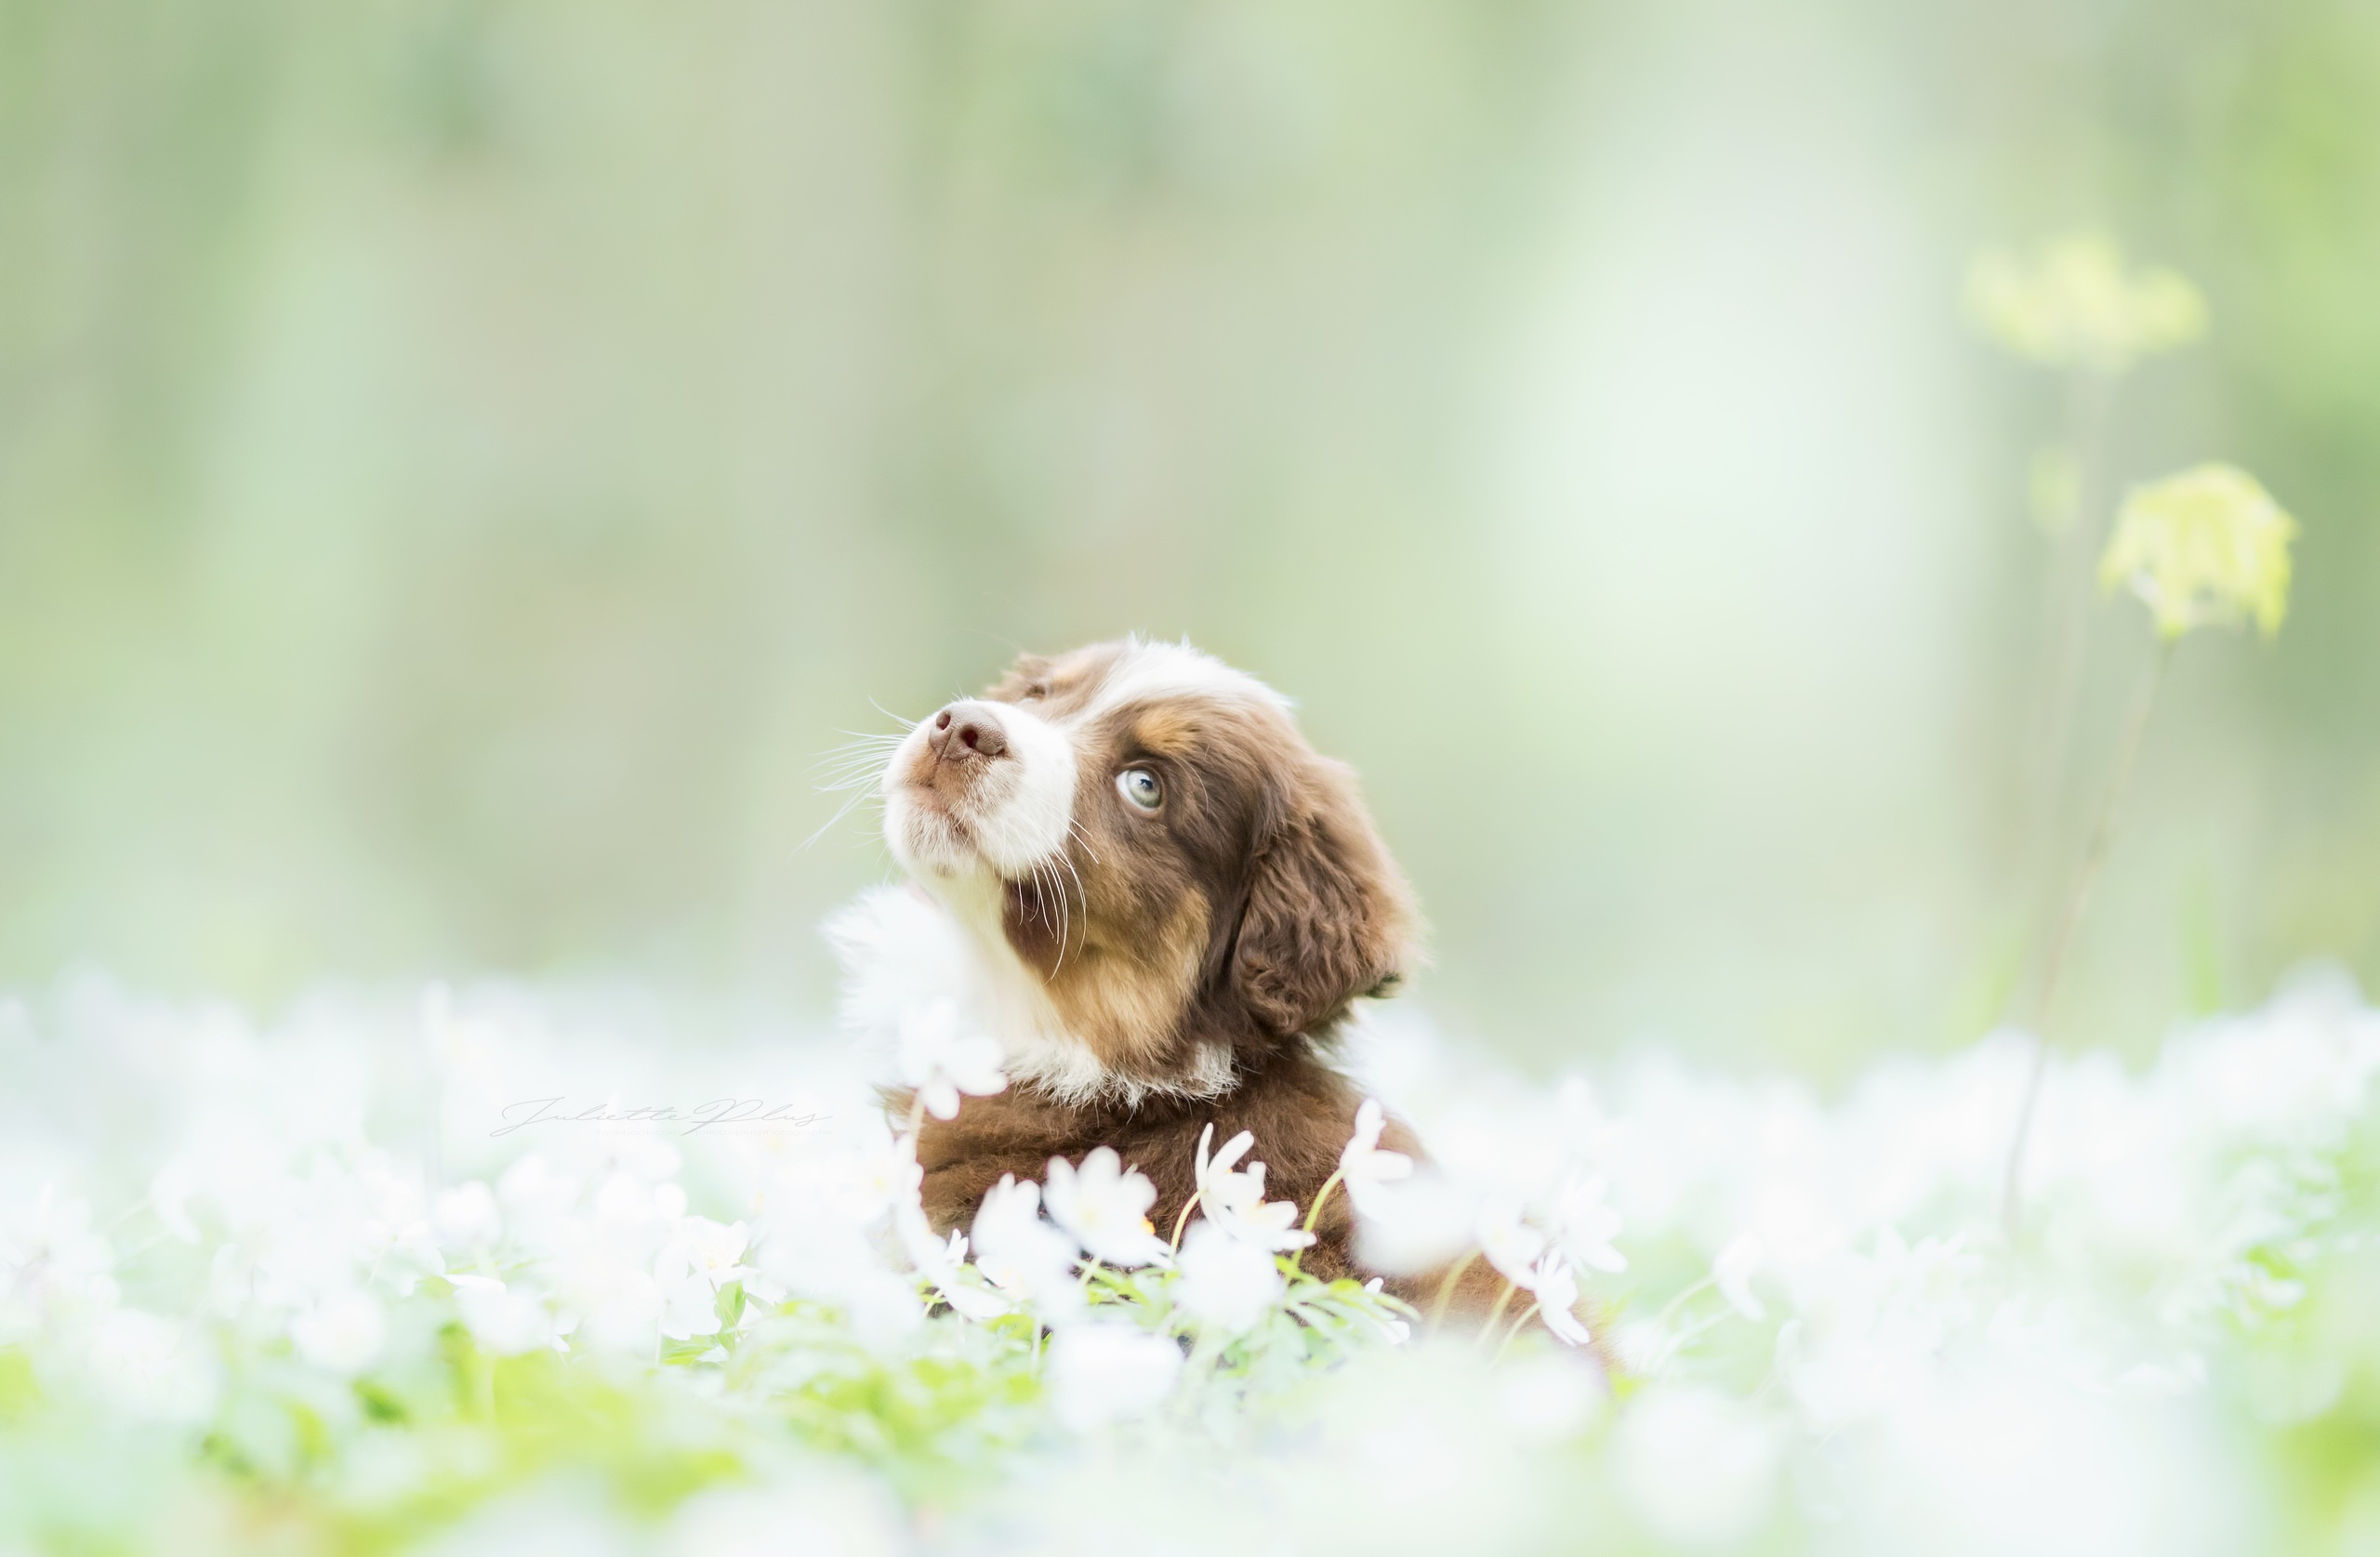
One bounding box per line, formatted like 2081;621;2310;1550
1168;1192;1202;1252
1491;1302;1543;1365
1477;1278;1520;1347
1652;1273;1713;1330
1427;1248;1482;1331
1300;1168;1345;1238
1284;1168;1346;1276
2025;371;2117;839
2001;638;2174;1237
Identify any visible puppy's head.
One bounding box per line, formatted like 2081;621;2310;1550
879;638;1416;1100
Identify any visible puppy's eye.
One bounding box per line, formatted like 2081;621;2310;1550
1117;768;1163;811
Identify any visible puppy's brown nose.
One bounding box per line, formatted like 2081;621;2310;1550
928;701;1009;760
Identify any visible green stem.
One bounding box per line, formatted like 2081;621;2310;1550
1300;1168;1345;1238
1652;1274;1713;1330
464;1345;496;1423
1427;1248;1482;1331
2002;637;2174;1237
1168;1192;1202;1251
1491;1302;1543;1365
2024;370;2118;855
1476;1278;1520;1347
1285;1168;1345;1276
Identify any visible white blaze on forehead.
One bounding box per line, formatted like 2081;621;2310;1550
1079;639;1293;723
882;639;1286;883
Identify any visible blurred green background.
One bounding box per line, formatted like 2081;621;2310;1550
4;0;2376;1075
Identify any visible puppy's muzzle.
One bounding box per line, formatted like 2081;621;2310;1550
927;700;1010;764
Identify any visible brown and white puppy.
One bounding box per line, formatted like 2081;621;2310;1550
831;637;1470;1297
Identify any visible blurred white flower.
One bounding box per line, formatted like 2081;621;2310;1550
971;1175;1083;1321
1046;1323;1183;1428
1616;1384;1782;1549
1175;1222;1283;1335
149;1159;202;1244
1493;1350;1606;1441
1338;1099;1415;1215
496;1155;583;1240
1474;1197;1549;1287
292;1289;389;1374
1351;1165;1476;1276
450;1274;566;1355
1713;1234;1766;1322
663;1480;905;1557
1545;1171;1626;1274
1525;1253;1593;1349
1044;1148;1171;1268
0;1185;116;1333
891;1202;1012;1323
564;1264;664;1355
895;998;1007;1120
843;1127;926;1226
1193;1125;1314;1253
86;1308;220;1425
432;1181;503;1255
654;1216;753;1340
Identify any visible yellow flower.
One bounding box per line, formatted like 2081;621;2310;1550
1964;231;2205;374
2098;464;2297;640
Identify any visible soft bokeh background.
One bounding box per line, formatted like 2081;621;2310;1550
5;0;2375;1075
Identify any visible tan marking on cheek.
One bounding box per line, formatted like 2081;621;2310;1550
1040;893;1210;1070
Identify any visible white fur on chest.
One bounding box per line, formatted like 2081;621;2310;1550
823;880;1231;1109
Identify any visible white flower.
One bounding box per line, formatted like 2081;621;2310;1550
1350;1165;1477;1277
292;1289;389;1374
1;1185;118;1326
1713;1234;1765;1322
1175;1221;1284;1335
1339;1098;1415;1215
565;1265;664;1355
593;1171;683;1234
1615;1384;1782;1549
768;1124;930;1232
1474;1197;1549;1287
432;1181;503;1255
748;1141;928;1348
1194;1125;1315;1253
86;1308;220;1425
1546;1172;1626;1274
1043;1148;1172;1268
654;1217;753;1340
890;1199;1012;1323
895;998;1007;1120
149;1160;202;1244
451;1274;567;1355
496;1155;583;1239
1045;1323;1183;1428
1493;1350;1606;1441
664;1482;906;1557
1527;1253;1593;1349
970;1176;1084;1321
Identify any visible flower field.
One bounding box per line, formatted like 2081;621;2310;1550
3;968;2374;1555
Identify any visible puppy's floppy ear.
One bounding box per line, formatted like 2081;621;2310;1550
1229;757;1417;1041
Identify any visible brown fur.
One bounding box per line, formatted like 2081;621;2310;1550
909;1049;1506;1313
892;641;1519;1325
